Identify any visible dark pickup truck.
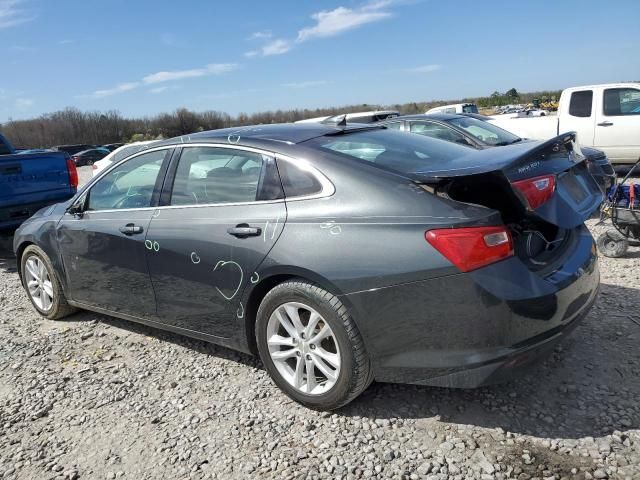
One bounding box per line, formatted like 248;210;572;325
0;134;78;231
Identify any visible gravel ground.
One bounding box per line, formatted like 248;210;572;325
1;167;639;479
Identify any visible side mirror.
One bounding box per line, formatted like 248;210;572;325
66;197;86;217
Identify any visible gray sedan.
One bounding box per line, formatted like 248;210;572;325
14;123;601;409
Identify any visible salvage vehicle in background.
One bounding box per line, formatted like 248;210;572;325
14;124;601;409
489;83;640;167
426;103;479;115
53;144;95;156
92;140;158;177
384;113;616;193
70;148;109;166
295;110;399;124
0;133;78;232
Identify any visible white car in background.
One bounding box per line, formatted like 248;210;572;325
92;141;158;177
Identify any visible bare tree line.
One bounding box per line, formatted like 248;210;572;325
0;89;561;148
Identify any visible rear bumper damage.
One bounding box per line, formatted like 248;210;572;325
345;224;599;388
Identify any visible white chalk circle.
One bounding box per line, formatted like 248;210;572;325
190;252;201;264
227;134;241;144
153;241;160;252
250;272;259;283
145;240;153;250
237;303;244;319
213;260;244;300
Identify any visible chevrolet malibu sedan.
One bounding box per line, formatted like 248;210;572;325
14;123;601;410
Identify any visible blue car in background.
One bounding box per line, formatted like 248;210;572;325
0;133;78;232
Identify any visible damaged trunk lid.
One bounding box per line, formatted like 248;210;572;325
410;132;603;230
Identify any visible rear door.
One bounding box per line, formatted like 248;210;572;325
593;86;640;163
144;145;286;339
57;148;171;317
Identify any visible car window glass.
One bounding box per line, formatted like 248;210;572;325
276;159;322;197
385;121;403;130
568;90;593;117
448;116;520;145
87;150;167;211
307;128;469;175
409;122;466;143
603;88;640;116
170;147;265;206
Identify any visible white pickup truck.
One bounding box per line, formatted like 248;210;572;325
489;83;640;166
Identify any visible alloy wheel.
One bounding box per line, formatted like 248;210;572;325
266;302;341;395
24;255;54;312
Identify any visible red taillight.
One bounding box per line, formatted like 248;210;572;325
511;174;556;210
425;226;514;272
66;159;78;188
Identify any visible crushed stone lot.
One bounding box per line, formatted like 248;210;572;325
1;167;640;479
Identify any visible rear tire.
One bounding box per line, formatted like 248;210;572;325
597;229;629;258
21;245;77;319
256;280;373;410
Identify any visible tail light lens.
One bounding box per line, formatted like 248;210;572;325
511;174;556;210
66;159;78;188
425;226;513;272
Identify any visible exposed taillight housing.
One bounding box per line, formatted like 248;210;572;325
66;159;78;188
511;174;556;210
425;226;514;272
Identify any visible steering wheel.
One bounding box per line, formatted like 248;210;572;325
113;194;146;209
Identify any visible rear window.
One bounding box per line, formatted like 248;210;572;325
568;90;593;117
305;128;470;175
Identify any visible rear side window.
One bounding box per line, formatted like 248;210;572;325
276;159;323;198
568;90;593;117
170;147;268;206
603;88;640;116
409;121;466;143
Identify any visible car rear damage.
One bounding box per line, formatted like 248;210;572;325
340;132;602;387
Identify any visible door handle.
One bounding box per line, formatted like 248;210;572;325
227;224;261;238
119;223;144;235
597;121;613;127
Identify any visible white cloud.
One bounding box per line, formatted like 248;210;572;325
261;39;291;56
403;64;442;73
59;39;73;45
91;82;140;98
245;39;291;58
15;97;33;109
296;2;392;43
247;30;272;41
0;0;34;29
142;63;238;84
282;80;330;88
148;85;180;94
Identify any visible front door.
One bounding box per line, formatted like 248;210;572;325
145;145;287;339
57;148;171;317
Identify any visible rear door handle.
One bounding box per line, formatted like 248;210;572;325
597;121;613;127
119;223;144;235
227;224;261;238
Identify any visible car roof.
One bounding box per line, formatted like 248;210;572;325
391;113;467;121
154;123;384;148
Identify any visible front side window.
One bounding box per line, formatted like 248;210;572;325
170;147;270;206
603;88;640;116
569;90;593;118
409;121;466;143
87;149;168;210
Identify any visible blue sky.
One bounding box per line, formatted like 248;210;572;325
1;0;639;122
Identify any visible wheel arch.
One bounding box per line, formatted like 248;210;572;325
243;267;350;355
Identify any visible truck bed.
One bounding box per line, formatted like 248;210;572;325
0;151;76;231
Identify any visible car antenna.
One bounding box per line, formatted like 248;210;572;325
336;114;347;127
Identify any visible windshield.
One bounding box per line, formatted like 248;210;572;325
448;117;520;146
462;104;478;114
305;129;470;175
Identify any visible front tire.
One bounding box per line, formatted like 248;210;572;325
21;245;77;319
256;280;373;410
